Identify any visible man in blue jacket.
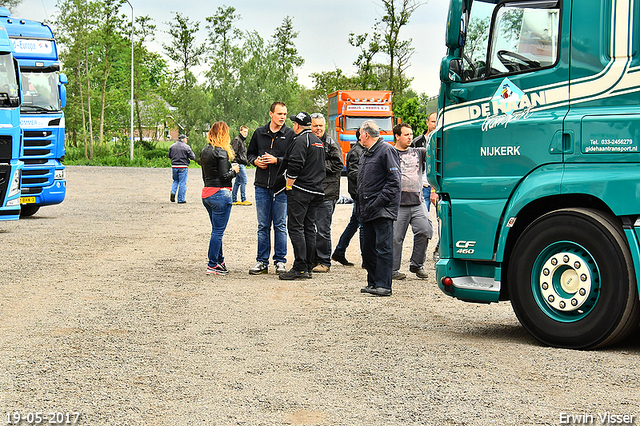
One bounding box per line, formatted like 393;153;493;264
356;120;401;296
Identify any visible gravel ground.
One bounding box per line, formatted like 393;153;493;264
1;165;639;426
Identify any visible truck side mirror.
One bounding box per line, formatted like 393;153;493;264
440;56;463;83
59;73;67;108
446;0;468;49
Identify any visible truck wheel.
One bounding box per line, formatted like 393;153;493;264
20;204;40;217
508;208;640;349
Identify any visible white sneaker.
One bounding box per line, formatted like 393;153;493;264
275;262;287;274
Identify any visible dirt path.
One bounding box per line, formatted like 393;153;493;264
0;166;638;425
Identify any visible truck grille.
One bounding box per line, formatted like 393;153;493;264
0;135;12;161
23;135;54;159
21;168;51;186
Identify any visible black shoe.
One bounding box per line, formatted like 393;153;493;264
360;285;373;293
331;253;354;266
178;201;186;204
409;265;429;279
363;286;392;296
170;193;175;202
278;269;309;280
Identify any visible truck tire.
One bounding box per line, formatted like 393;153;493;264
508;208;640;349
20;204;40;217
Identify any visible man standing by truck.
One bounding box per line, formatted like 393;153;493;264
246;102;295;275
392;123;432;280
357;121;401;296
168;134;196;204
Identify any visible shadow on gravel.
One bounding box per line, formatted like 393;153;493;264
456;322;538;346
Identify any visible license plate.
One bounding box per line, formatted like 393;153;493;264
20;196;36;204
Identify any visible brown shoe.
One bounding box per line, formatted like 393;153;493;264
312;264;330;273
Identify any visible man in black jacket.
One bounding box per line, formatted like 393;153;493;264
231;125;251;206
357;121;401;296
310;113;343;273
279;112;326;280
246;102;295;275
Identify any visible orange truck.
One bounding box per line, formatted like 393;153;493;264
327;90;396;167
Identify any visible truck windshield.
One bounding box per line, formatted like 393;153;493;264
345;117;393;131
21;70;60;112
0;53;20;107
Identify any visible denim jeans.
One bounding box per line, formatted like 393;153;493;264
422;186;431;212
232;164;248;202
254;186;287;265
314;199;337;266
171;168;189;203
202;189;233;267
333;203;363;259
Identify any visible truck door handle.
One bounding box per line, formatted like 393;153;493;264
549;130;574;154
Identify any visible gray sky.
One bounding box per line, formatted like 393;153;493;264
13;0;447;96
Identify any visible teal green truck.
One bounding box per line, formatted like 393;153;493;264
431;0;640;348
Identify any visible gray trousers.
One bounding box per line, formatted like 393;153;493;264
393;204;433;271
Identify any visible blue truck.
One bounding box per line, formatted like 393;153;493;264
0;10;23;221
2;10;66;217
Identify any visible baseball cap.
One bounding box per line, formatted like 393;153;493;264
289;112;312;126
178;134;188;140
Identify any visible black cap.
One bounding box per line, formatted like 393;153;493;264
289;112;311;126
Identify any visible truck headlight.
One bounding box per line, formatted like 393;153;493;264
8;168;20;198
55;169;65;180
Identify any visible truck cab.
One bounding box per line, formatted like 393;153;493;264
431;0;640;348
0;13;22;221
2;10;66;217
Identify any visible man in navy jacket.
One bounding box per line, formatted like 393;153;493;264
356;120;401;296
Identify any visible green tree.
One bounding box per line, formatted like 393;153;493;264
205;5;242;121
55;0;99;159
162;12;207;136
348;31;381;89
268;16;304;105
377;0;423;94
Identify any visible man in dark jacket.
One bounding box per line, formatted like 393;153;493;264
246;102;296;275
357;121;401;296
231;125;251;206
168;134;196;204
309;113;343;273
331;129;365;266
279;112;326;280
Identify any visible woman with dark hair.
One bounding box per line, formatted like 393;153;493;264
201;121;239;275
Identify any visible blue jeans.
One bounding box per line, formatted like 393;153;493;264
422;186;431;212
172;168;189;203
232;164;248;202
202;189;233;267
255;186;287;265
333;203;363;259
